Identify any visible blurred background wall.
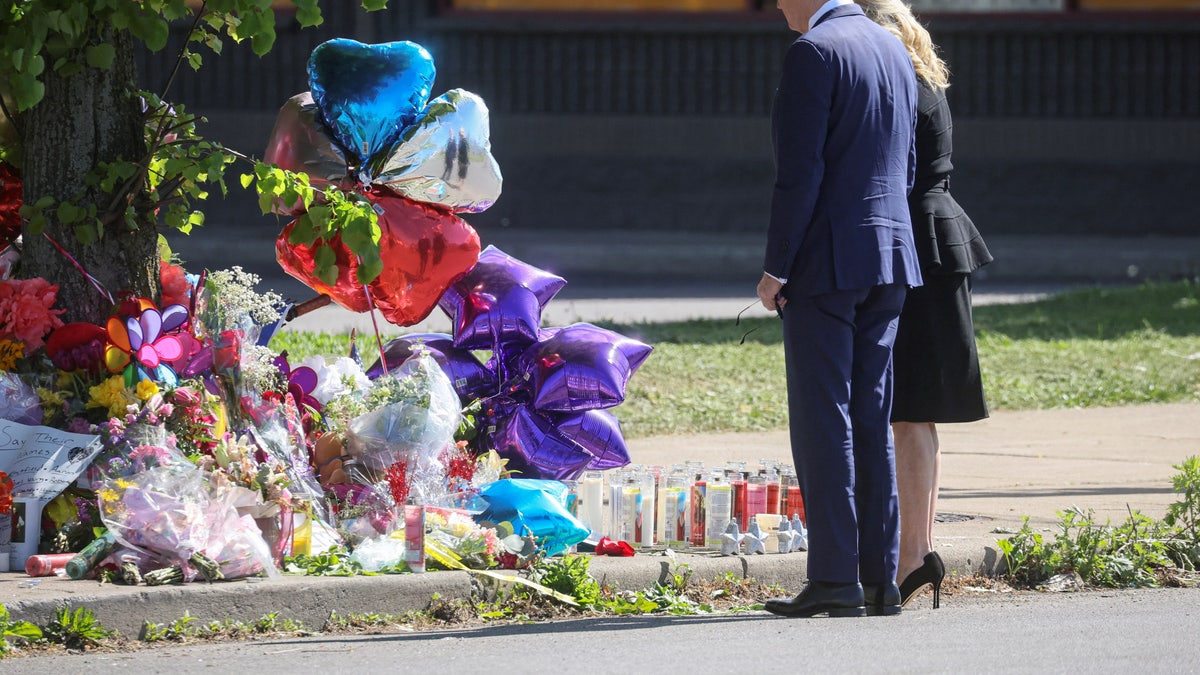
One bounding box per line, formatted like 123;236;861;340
140;0;1200;241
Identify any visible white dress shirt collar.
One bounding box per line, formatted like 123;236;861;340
809;0;855;31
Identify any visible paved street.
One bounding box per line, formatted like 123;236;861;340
13;588;1200;673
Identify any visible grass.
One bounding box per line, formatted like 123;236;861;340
273;280;1200;439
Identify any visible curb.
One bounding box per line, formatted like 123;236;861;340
2;539;1005;637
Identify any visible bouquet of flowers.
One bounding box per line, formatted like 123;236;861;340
95;409;276;582
97;460;277;583
423;505;499;570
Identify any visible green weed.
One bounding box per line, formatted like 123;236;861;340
42;606;114;650
1000;456;1200;588
0;604;43;657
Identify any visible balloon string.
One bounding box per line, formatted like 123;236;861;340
42;232;115;306
363;283;388;376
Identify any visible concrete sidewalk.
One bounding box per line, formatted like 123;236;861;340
3;402;1196;636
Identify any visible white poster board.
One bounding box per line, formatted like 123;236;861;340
0;419;103;562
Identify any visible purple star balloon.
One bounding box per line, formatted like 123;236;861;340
514;323;653;413
364;332;498;402
483;400;594;481
554;410;632;471
438;246;567;354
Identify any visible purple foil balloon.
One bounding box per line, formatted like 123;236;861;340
554;410;631;471
438;246;566;353
485;402;594;481
307;39;436;178
515;323;653;413
365;333;498;402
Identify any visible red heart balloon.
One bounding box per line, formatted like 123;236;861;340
277;190;481;326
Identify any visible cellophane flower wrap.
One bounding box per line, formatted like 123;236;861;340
424;505;498;570
97;461;277;580
0;370;43;424
96;409;276;580
341;351;461;506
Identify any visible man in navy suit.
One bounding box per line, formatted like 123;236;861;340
757;0;922;618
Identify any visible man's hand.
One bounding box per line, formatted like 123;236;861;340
757;273;786;312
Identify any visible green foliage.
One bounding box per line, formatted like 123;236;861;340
248;161;384;284
0;604;44;657
1000;457;1200;588
42;605;114;650
284;546;370;576
140;611;306;643
530;554;602;606
1;0;392;282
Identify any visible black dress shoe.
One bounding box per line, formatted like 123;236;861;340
862;581;902;616
899;551;946;609
764;581;866;618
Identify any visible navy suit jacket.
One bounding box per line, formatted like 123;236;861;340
765;4;923;296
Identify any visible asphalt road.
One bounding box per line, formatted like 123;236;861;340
14;588;1200;673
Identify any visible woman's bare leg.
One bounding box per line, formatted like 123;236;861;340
892;421;940;581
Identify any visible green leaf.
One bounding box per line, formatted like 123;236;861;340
294;0;323;27
314;244;338;286
74;223;97;246
56;201;85;224
361;0;391;10
240;173;254;189
355;250;383;285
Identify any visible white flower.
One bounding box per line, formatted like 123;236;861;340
302;355;369;405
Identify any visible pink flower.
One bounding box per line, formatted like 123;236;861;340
0;277;65;352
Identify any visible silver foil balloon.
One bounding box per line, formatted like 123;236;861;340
263;92;351;213
373;89;503;213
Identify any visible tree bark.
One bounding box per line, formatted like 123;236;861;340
19;28;158;325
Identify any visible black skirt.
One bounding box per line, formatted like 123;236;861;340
891;273;989;424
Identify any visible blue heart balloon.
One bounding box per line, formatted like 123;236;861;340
307;38;436;179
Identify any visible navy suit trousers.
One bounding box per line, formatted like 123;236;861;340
781;283;906;586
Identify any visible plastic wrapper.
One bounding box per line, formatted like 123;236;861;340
97;462;277;580
348;532;407;571
344;352;461;504
247;394;325;505
474;479;589;557
0;371;43;425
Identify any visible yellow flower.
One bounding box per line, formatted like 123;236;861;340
115;478;133;489
46;494;78;528
98;488;119;504
0;339;22;371
37;387;66;408
88;376;135;418
135;379;160;401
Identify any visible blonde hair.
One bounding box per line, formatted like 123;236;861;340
859;0;950;90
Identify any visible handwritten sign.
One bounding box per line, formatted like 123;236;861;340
0;418;103;500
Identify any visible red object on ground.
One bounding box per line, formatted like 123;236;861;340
594;536;635;557
25;553;75;577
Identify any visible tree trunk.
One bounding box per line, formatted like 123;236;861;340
19;28;158;326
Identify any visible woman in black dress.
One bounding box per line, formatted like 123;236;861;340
860;0;993;609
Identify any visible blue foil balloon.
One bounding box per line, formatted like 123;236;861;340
307;38;436;179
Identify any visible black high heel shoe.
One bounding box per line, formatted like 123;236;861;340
899;551;945;609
